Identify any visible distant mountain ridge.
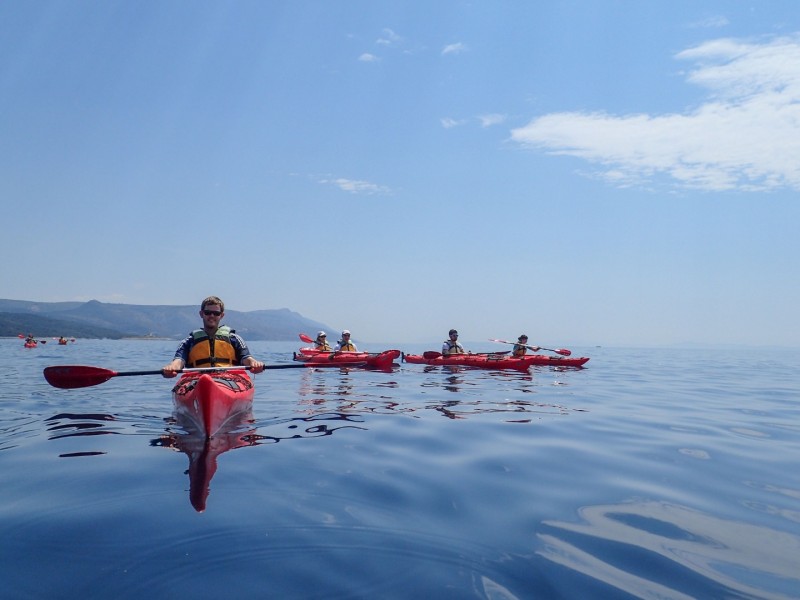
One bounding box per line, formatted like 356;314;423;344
0;299;331;340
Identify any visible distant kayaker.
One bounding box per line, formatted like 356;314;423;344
161;295;265;377
314;331;332;351
25;333;36;344
334;330;358;352
512;334;539;357
442;329;466;355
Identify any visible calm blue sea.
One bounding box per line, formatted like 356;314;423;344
2;338;799;599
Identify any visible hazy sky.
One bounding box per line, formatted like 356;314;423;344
2;1;798;347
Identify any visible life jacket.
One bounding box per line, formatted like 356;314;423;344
512;344;527;357
443;340;465;354
315;340;332;351
337;340;357;352
187;326;238;367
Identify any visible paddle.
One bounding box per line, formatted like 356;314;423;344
44;363;307;389
488;339;572;356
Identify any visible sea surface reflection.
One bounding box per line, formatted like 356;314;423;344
2;340;799;599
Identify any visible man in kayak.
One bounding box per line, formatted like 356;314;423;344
334;330;358;352
161;295;265;377
314;331;332;351
442;329;466;355
512;334;540;357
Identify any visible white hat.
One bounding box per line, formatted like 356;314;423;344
342;330;351;335
317;331;326;337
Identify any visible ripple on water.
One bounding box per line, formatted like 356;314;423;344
537;500;800;599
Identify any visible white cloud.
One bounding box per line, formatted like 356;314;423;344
441;117;465;128
688;15;730;29
511;34;800;192
441;115;506;129
478;113;506;128
442;42;467;56
377;28;402;46
320;178;391;195
361;28;407;61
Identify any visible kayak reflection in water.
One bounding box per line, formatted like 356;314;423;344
152;410;256;512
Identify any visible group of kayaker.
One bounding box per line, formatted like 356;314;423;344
313;330;357;352
23;334;71;346
162;296;369;378
160;295;542;377
442;329;539;357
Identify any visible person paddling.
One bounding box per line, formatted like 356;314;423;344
334;330;358;352
442;329;466;355
314;331;332;351
162;296;265;377
512;334;540;357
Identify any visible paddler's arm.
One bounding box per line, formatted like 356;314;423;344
233;334;264;373
162;358;184;378
163;337;191;378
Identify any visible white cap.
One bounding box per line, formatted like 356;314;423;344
317;331;326;337
342;330;351;335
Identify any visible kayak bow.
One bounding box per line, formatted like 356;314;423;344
172;370;255;438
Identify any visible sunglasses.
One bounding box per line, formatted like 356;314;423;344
203;310;222;316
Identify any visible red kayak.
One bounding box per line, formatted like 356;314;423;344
403;352;589;370
24;341;37;348
172;369;255;438
294;348;401;369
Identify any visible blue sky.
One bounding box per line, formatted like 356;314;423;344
2;1;798;347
